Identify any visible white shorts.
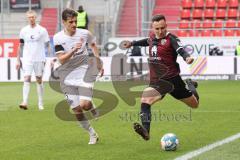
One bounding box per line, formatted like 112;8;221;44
63;66;95;109
22;61;45;77
64;85;93;109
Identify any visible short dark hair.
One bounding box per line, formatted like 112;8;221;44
62;8;78;21
151;14;166;22
78;5;84;12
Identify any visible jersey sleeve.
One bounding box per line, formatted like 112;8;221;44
19;29;24;43
169;34;190;60
53;35;64;55
43;28;50;43
132;38;149;46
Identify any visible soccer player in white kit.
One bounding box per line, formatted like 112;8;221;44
53;8;104;145
16;10;50;110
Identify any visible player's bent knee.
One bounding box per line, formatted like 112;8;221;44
36;76;42;84
80;101;92;111
72;106;83;114
141;97;154;105
190;101;199;109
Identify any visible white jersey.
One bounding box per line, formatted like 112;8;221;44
20;24;49;62
53;28;97;86
53;28;95;57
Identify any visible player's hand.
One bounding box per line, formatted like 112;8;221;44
186;57;194;64
121;40;132;49
73;38;83;52
99;68;104;77
96;61;104;77
16;60;21;70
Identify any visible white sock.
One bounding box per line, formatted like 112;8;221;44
79;120;95;135
37;83;44;106
23;82;30;104
88;127;96;136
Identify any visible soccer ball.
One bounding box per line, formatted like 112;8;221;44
160;133;179;151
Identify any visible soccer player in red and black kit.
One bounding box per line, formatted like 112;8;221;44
123;15;199;140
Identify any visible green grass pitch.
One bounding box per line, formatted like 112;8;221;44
0;81;240;160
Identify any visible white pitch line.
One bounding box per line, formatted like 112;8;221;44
175;133;240;160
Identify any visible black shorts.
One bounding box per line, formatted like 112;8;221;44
149;75;192;100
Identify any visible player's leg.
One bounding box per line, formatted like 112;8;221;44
180;95;199;108
80;99;99;119
181;78;199;108
64;86;98;144
169;76;199;109
134;87;163;140
34;62;45;110
185;78;199;101
78;85;99;144
19;62;33;110
79;99;99;144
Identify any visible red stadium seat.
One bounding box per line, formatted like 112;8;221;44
191;19;202;28
182;0;192;9
229;0;239;8
227;9;238;19
177;30;188;37
179;20;190;28
204;9;214;19
206;0;216;8
188;30;194;36
217;0;227;8
212;30;223;36
216;9;226;19
214;19;224;28
194;30;202;36
192;9;203;19
236;30;240;36
181;9;191;19
237;21;240;28
194;0;204;8
224;30;235;36
202;19;213;28
201;30;211;36
225;19;236;28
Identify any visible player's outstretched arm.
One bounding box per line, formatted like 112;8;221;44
122;38;149;49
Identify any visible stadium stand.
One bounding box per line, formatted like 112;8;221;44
206;0;216;8
181;9;191;19
179;20;190;28
229;0;239;8
153;0;180;34
204;9;215;19
182;0;193;9
192;9;203;19
194;0;204;8
40;8;58;37
217;0;227;8
201;29;211;36
224;29;235;36
225;19;237;28
212;29;223;36
227;8;238;19
202;19;213;28
117;0;141;36
177;0;240;37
